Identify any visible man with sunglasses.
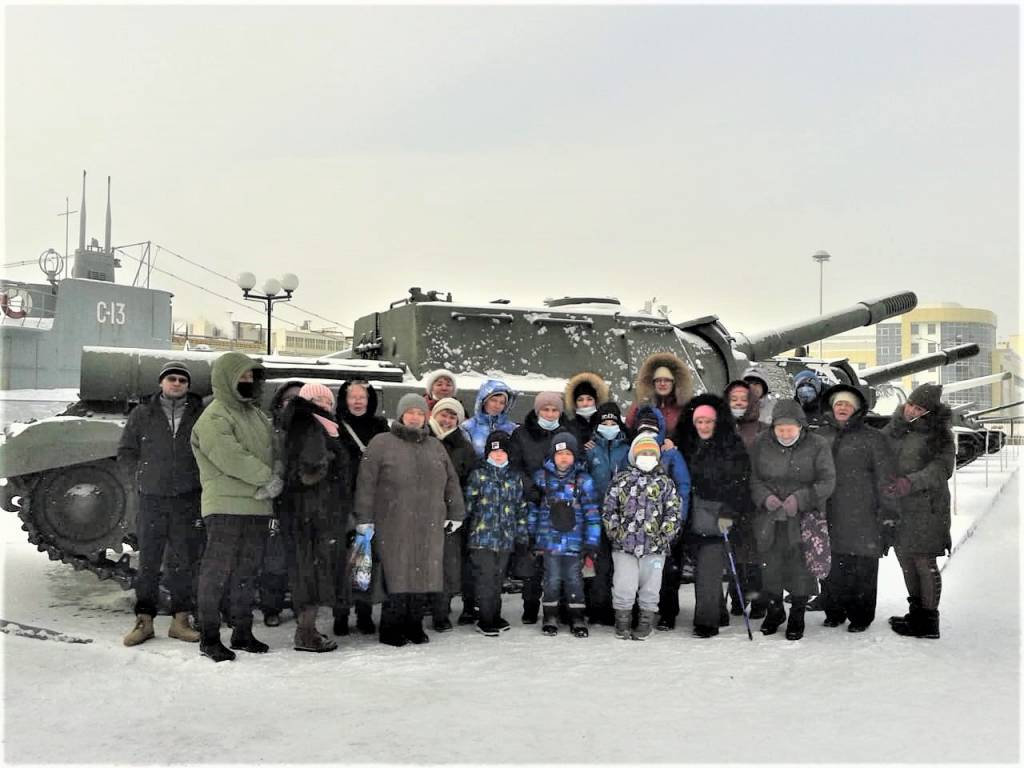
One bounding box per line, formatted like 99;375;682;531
120;362;206;647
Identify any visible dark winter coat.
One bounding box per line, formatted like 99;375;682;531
585;431;631;500
602;466;682;557
334;380;389;494
624;352;695;436
460;378;519;458
563;371;611;445
118;391;204;496
735;401;765;450
633;404;691;521
353;422;466;593
190;352;275;518
882;403;955;556
463;463;529;552
430;423;478;487
749;403;836;554
510;410;580;483
676;394;751;541
816;406;899;557
527;461;600;556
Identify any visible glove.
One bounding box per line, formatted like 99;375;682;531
880;520;897;555
268;518;280;536
345;529;357;547
272;460;285;477
444;520;463;534
717;517;733;534
525;485;542;505
356;523;375;536
580;546;598;560
765;494;783;512
885;476;913;498
254;475;284;500
782;495;799;517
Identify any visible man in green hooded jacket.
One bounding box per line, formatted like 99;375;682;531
191;352;282;662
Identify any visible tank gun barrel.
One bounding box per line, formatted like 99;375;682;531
733;291;917;362
859;343;980;385
966;399;1024;418
939;370;1011;395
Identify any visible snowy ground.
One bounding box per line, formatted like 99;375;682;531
1;453;1020;765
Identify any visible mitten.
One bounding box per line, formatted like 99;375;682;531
254;475;284;500
444;520;463;534
717;517;733;534
765;494;783;512
782;495;799;517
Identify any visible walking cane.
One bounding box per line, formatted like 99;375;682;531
722;529;753;641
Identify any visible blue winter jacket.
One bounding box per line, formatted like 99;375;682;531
586;432;630;501
527;460;601;555
635;405;692;523
460;378;519;458
463;463;529;552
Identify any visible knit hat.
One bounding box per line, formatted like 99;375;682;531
425;369;458;397
549;431;578;458
652;366;674;382
630;433;661;460
908;383;943;412
396;393;429;421
534;391;564;415
485;430;511;457
431;396;466;423
636;408;662;434
591;401;625;431
298;382;335;410
829;389;862;410
692;404;717;422
572;380;598;401
159;361;191;384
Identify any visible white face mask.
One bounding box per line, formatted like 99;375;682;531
487;457;509;469
596;424;620;440
730;407;746;419
777;433;800;448
635;455;659;473
576;405;597;419
537;416;561;431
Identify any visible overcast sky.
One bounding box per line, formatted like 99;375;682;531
4;4;1020;339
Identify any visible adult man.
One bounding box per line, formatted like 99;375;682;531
191;352;282;662
120;361;205;647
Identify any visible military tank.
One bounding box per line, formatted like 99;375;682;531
1;287;925;587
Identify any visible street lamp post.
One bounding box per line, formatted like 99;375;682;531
811;250;831;357
237;272;300;355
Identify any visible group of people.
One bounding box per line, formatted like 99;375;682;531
118;348;955;662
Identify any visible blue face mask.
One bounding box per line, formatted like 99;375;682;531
795;385;818;405
537;416;561;431
486;457;509;469
596;424;620;440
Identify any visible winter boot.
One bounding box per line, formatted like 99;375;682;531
475;621;500;637
693;625;719;638
656;614;676;631
263;611;282;627
355;603;376;634
888;597;922;633
496;617;511;632
785;596;807;641
433;616;454;633
805;593;824;612
892;607;940;639
631;610;655;641
378;621;407;647
522;599;540;625
229;620;270;653
199;627;236;662
759;595;786;635
749;599;768;620
457;604;477;625
168;612;200;643
614;610;632;640
569;608;589;638
404;618;430;645
294;607;337;653
123;615;155;647
823;613;846;628
332;611;350;636
541;605;559;636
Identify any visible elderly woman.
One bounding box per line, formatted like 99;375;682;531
749;400;836;641
882;383;954;640
354;394;466;647
815;384;899;633
279;383;351;652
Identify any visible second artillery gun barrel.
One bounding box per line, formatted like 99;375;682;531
858;343;981;385
732;291;918;362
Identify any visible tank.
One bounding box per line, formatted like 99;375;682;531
1;288;922;587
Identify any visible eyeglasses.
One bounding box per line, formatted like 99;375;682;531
164;376;189;384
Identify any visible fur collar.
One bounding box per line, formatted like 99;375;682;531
563;371;610;416
634;352;694;407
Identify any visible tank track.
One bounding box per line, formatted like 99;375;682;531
7;479;135;590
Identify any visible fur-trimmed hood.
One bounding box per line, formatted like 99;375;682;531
634;352;694;407
563;371;611;416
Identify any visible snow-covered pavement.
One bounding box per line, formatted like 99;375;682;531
2;456;1019;765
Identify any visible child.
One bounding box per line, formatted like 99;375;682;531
603;434;682;640
527;432;600;638
463;432;529;636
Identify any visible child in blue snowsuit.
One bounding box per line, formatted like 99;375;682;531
461;378;518;458
527;432;600;638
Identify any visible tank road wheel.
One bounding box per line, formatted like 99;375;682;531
32;460;129;558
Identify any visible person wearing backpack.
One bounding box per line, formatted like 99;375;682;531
526;432;600;638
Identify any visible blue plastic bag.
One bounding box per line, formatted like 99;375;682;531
349;531;373;593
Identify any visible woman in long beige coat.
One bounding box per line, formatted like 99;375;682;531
354;393;466;647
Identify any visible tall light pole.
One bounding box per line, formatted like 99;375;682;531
237;272;299;355
812;250;831;357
